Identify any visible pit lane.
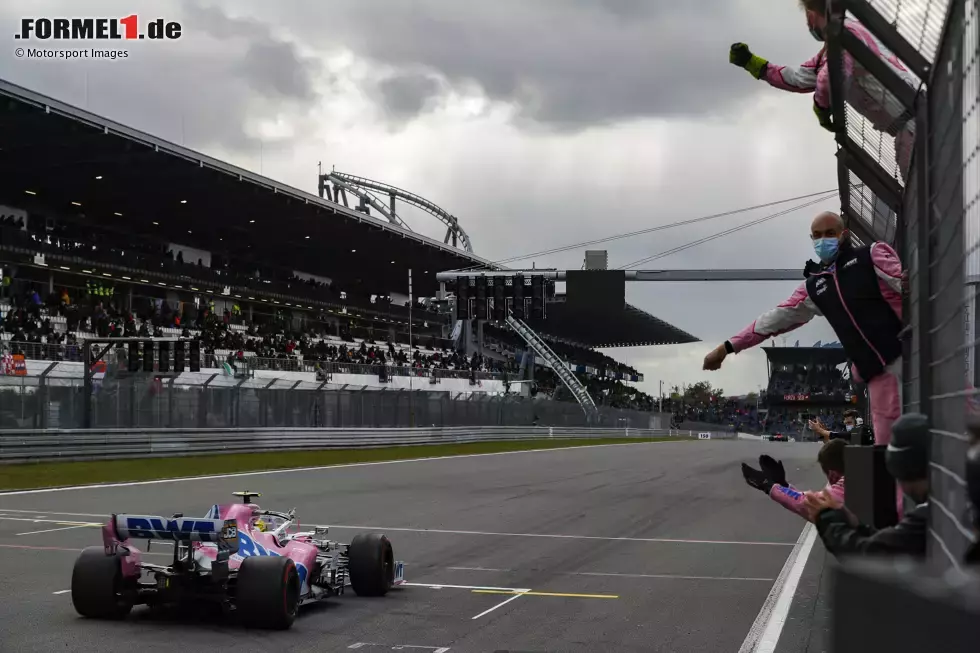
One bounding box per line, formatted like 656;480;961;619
0;439;826;652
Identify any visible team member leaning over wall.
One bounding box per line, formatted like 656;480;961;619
742;439;846;522
803;413;930;559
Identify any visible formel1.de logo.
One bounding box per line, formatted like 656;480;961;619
15;16;182;41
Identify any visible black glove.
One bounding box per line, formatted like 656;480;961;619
742;463;774;494
759;455;788;487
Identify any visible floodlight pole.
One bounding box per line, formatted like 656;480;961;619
83;340;93;429
82;339;116;429
408;268;415;427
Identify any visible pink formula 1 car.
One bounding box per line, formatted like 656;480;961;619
70;491;405;629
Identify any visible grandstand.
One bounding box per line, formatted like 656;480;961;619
0;77;690;420
761;342;864;439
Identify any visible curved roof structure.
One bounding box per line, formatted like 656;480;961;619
321;171;474;253
0;78;492;297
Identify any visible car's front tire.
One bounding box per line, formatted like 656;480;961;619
348;533;394;597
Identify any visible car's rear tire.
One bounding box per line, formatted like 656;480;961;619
236;556;300;630
348;533;394;597
71;546;134;619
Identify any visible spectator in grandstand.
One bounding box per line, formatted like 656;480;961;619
703;211;903;451
741;439;846;522
809;409;874;445
803;413;930;558
728;0;917;180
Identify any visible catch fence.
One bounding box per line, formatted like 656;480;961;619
0;372;666;431
826;0;977;571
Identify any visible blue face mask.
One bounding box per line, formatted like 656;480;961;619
813;237;839;262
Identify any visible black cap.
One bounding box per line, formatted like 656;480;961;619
886;413;931;482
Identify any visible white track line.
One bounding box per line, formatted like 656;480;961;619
571;571;775;582
52;590;71;595
0;510;795;547
0;509;106;518
0;516;100;527
738;522;817;653
448;567;774;582
0;440;679;496
448;566;511;572
320;524;794;546
404;581;533;619
470;591;527;620
17;524;97;536
403;582;531;592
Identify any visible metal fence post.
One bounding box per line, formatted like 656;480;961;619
917;91;934;418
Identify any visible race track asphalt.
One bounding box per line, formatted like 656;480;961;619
0;438;829;653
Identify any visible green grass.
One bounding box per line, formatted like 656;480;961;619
0;437;686;491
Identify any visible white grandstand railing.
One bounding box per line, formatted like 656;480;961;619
0;340;507;381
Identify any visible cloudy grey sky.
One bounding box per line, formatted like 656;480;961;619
1;0;843;396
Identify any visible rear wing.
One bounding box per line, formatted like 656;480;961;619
112;514;238;546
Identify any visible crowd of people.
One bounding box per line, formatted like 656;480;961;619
766;363;852;402
530;367;656;412
1;280;515;377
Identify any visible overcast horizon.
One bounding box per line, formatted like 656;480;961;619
1;0;845;397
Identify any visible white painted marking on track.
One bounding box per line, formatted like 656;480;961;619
403;582;531;593
349;645;450;652
52;590;70;595
448;566;511;572
0;509;106;518
738;522;817;653
447;567;775;582
0;440;677;496
0;510;796;546
569;571;775;582
319;524;795;546
17;524;98;536
470;591;527;620
0;516;100;527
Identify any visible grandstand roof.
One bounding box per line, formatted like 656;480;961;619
527;295;699;348
762;345;849;365
0;78;494;297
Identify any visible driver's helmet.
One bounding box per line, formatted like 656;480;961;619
254;518;267;532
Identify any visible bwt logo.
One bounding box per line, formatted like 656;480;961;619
15;16;182;41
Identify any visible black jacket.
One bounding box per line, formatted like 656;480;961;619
805;241;903;381
815;501;928;558
829;424;875;446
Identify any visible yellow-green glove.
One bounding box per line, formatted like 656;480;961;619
813;102;836;132
729;43;768;80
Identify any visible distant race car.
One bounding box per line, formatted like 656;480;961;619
71;491;405;629
767;433;790;442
